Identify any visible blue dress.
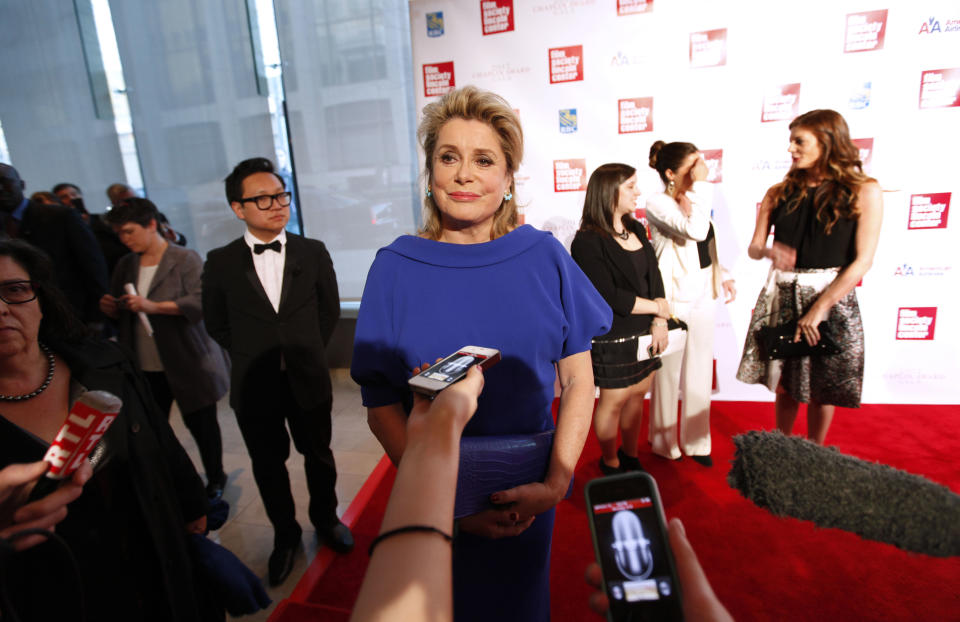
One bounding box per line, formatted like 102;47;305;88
351;225;611;621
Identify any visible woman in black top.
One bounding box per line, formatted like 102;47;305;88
737;109;882;444
572;163;670;473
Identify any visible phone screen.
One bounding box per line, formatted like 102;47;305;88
418;351;486;384
587;475;684;621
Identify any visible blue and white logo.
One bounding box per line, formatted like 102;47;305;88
427;12;444;37
559;108;577;134
849;81;872;110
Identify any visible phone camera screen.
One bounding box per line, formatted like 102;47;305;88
591;496;683;620
421;352;485;383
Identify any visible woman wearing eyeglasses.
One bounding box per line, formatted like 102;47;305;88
0;239;219;621
99;198;230;499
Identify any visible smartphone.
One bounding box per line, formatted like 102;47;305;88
585;472;685;622
408;346;500;397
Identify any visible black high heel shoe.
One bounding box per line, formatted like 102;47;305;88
617;448;644;471
598;458;623;476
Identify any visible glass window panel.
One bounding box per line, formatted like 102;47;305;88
276;0;419;299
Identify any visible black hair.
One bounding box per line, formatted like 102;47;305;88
648;141;699;184
52;182;82;196
0;239;90;343
579;163;637;237
103;197;160;228
223;157;285;205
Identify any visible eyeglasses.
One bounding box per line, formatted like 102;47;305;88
239;191;292;211
0;280;39;305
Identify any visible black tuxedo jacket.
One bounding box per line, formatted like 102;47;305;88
570;218;666;339
18;200;109;322
201;234;340;410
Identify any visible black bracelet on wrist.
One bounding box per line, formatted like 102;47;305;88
368;524;453;556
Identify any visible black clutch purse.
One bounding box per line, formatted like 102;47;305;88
757;321;841;360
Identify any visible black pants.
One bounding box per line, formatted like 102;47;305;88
143;371;225;485
235;369;338;547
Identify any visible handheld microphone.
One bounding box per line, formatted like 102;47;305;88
28;390;123;501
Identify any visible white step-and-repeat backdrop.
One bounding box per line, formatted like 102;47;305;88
408;0;959;404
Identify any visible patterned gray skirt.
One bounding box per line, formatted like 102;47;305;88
736;267;864;408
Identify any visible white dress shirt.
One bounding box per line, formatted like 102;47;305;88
244;229;287;313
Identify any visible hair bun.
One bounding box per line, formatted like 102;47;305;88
648;141;665;169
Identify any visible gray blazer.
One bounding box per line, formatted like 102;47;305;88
111;243;230;413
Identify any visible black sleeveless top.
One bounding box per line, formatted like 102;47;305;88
771;187;858;269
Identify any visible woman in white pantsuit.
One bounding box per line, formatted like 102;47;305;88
645;141;736;466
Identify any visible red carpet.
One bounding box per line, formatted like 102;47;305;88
273;402;960;621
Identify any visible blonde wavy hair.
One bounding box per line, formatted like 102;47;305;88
417;86;523;240
770;109;875;234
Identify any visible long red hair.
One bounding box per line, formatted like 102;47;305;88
770;109;875;234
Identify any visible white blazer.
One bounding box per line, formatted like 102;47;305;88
645;181;731;304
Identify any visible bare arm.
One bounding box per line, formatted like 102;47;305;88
368;403;408;467
796;181;883;344
749;187;796;269
351;366;483;622
488;350;595;518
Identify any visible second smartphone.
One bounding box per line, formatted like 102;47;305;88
584;472;685;622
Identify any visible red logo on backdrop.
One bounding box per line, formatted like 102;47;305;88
618;97;653;133
701;149;723;182
761;83;800;122
852;138;874;172
554;159;587;192
919;68;960;109
844;10;888;53
423;62;455;97
896;307;937;340
549;45;583;84
617;0;653;15
908;193;951;229
689;29;727;67
481;0;514;35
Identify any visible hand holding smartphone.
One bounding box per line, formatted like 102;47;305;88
408;346;500;397
585;472;685;621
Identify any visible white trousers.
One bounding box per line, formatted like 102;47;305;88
649;276;716;459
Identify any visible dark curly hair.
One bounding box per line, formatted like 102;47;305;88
0;239;90;343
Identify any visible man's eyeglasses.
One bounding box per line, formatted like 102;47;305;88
0;280;39;305
239;191;292;211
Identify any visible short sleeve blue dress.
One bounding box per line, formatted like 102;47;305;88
351;225;611;621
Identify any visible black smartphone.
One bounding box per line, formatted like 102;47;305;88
584;472;684;621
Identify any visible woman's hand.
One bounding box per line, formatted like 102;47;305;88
690;155;709;183
765;241;796;271
794;302;829;346
721;279;736;304
120;294;157;314
488;480;566;525
650;322;669;356
654;297;671;319
585;518;733;622
457;507;536;539
0;461;92;551
99;294;120;319
407;362;484;440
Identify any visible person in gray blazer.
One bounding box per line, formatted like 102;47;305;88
99;198;230;499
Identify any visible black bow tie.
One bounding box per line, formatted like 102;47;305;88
253;240;282;254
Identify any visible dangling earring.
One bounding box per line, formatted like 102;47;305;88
666;180;675;195
504;191;513;202
426;185;432;198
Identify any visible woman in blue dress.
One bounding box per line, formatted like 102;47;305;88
351;86;611;621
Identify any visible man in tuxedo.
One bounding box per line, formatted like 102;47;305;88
0;164;108;325
202;157;353;586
